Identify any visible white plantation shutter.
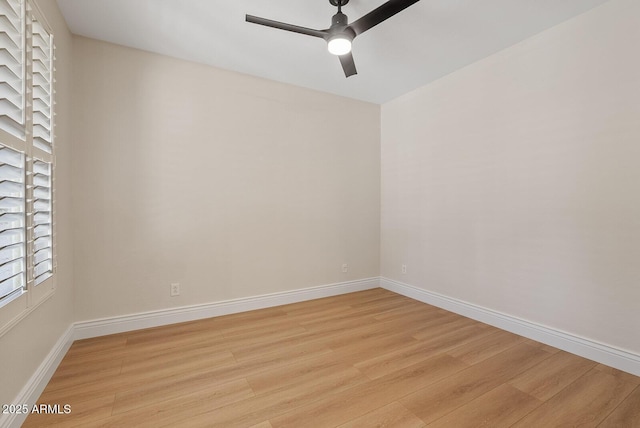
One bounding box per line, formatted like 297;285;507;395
0;144;25;302
31;159;50;284
0;1;55;312
0;0;24;139
30;17;52;153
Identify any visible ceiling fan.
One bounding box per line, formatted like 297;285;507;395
246;0;421;78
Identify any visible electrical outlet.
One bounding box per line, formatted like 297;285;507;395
170;283;180;297
342;263;348;273
401;264;407;274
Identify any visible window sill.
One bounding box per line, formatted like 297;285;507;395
0;288;55;338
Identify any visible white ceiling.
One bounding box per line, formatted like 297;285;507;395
56;0;609;104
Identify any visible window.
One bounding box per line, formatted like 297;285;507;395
0;0;54;310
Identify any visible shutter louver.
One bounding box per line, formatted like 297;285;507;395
31;158;50;284
30;17;51;153
0;0;24;139
0;143;25;302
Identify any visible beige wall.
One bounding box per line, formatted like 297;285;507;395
381;0;640;354
0;0;74;408
71;37;380;321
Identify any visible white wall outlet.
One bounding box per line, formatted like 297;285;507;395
401;264;407;274
342;263;349;273
170;283;180;297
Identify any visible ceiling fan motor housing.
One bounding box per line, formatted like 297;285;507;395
327;12;355;42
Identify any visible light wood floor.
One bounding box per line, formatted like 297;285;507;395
24;288;640;427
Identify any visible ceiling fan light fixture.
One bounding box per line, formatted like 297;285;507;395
327;34;352;56
246;0;422;77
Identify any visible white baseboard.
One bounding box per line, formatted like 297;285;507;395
1;325;75;428
381;277;640;377
74;277;380;340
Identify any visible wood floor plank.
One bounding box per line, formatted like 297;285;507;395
426;384;541;428
110;347;329;415
36;377;136;407
297;312;381;333
520;338;561;354
219;318;307;339
118;349;237;386
51;355;123;378
92;379;254;428
23;289;640;427
121;330;226;358
508;350;597;401
110;376;247;415
349;292;415;309
330;333;419;367
280;304;352;324
62;335;127;359
171;367;369;428
316;320;406;350
117;334;230;372
232;316;383;357
197;325;309;352
411;315;487;341
337;401;425;428
598;385;640;428
279;288;390;315
54;344;130;369
22;394;115;428
376;309;468;336
355;323;492;380
400;342;551;424
120;348;235;376
245;354;353;395
446;329;525;365
595;363;640;385
43;347;237;407
229;338;334;368
230;334;333;363
122;319;220;345
41;364;124;393
512;368;638;427
249;422;273;428
205;307;289;331
271;355;468;428
295;296;419;331
39;337;324;409
372;301;441;321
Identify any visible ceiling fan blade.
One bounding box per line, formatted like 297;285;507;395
339;52;357;77
246;15;327;38
349;0;421;36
